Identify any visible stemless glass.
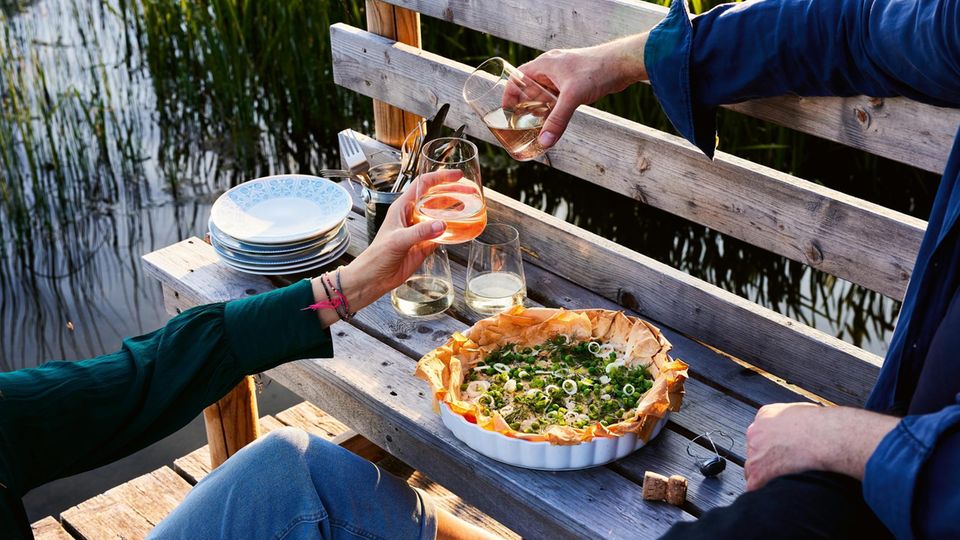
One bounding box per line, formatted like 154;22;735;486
391;246;454;317
465;223;527;315
412;137;487;244
463;57;558;161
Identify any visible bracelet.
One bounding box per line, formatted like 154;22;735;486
303;274;343;313
335;267;355;320
325;271;354;321
303;272;356;321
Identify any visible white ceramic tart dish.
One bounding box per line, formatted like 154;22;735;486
440;402;668;470
416;307;688;470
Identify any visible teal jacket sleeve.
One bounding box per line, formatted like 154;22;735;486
644;0;960;157
0;279;332;498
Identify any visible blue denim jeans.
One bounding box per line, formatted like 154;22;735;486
150;427;437;540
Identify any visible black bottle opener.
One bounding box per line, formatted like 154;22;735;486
686;431;735;478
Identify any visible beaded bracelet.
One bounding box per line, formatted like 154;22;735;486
303;272;353;321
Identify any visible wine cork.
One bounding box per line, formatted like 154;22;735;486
666;475;688;506
642;471;669;501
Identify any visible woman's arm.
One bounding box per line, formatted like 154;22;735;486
0;171;455;498
523;0;960;155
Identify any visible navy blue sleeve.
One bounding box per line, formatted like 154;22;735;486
863;401;960;539
644;0;960;157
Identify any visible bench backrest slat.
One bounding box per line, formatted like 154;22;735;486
331;24;925;301
383;0;958;175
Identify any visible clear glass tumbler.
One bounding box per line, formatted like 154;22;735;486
465;223;527;315
463;57;558;161
391;245;454;317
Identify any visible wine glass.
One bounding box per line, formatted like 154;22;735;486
465;224;527;314
463;57;558;161
412;137;487;244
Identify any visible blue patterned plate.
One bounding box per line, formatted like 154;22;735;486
210;175;352;244
211;225;349;266
218;233;352;276
209;220;345;255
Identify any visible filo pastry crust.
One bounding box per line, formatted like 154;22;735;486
415;306;688;445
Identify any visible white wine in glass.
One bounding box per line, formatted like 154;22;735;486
464;271;526;315
391;246;454;317
465;224;527;315
391;275;454;316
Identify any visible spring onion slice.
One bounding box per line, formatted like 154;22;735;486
466;380;490;394
562;379;578;395
622;383;635;395
493;363;509;373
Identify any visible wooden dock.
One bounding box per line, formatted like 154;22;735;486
30;401;517;539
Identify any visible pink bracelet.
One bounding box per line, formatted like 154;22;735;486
303;271;353;321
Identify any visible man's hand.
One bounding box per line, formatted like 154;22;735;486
744;403;899;490
518;33;649;149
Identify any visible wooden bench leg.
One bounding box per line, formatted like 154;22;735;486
365;0;423;147
203;376;260;468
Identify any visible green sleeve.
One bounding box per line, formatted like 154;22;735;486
0;279;332;497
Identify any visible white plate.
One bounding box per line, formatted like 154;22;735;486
211;225;349;265
210;174;352;244
218;233;351;276
209;220;345;255
440;402;667;471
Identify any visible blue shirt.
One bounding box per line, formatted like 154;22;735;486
645;1;960;538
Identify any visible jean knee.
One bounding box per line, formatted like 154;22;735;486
249;426;311;462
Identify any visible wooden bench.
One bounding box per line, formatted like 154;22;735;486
131;1;943;538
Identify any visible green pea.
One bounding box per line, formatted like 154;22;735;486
509;422;521;430
460;383;468;391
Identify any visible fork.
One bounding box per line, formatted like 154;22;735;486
338;130;369;176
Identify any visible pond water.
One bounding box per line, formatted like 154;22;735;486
0;0;939;521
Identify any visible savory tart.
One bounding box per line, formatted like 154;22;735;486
416;306;688;445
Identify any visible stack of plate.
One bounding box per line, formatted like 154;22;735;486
208;174;353;275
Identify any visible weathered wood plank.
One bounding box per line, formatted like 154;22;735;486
268;324;695;539
61;495;153;540
31;517;74;540
331;24;925;300
380;0;957;174
101;467;192;527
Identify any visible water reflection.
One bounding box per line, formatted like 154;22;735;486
0;0;930;376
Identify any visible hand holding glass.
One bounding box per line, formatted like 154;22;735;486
463;57;558;161
412;137;487;244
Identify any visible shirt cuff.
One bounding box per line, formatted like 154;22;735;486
224;279;334;373
644;0;718;158
863;404;960;539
